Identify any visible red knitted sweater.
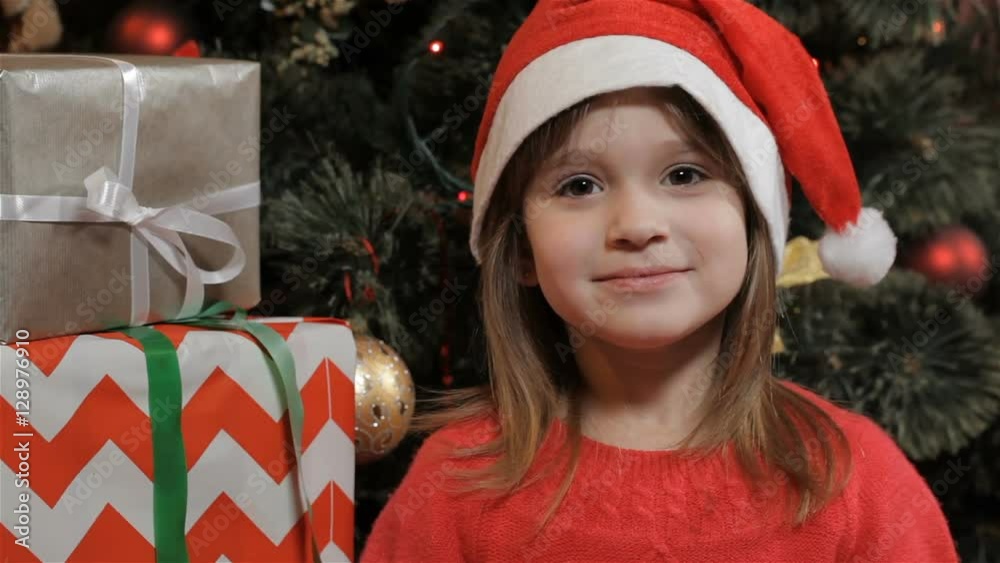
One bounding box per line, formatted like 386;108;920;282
361;382;959;562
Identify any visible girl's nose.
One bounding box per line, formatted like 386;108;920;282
605;184;669;250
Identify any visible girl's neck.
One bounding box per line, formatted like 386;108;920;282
568;311;726;451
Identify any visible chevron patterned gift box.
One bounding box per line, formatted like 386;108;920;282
0;317;356;562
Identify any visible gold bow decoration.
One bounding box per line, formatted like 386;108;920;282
773;237;830;354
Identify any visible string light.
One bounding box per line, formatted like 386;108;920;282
929;19;946;45
857;35;868;46
457;190;470;202
429;40;445;54
811;57;819;68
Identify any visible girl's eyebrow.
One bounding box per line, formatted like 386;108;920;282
659;138;699;154
542;149;587;171
543;139;701;171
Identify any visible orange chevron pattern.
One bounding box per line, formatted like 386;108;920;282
303;358;356;448
2;483;354;562
2;320;355;562
2;358;354;506
183;366;298;476
20;333;77;377
2;526;42;563
69;505;155;561
19;317;349;379
1;375;156;505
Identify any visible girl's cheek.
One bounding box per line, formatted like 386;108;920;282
532;207;583;244
691;187;745;237
536;237;579;274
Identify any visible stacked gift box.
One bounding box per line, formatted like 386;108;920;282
0;54;355;562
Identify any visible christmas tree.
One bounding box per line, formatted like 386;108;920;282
41;0;1000;559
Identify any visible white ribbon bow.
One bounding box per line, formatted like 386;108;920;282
84;166;248;320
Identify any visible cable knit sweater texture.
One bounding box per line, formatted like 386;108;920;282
361;382;959;562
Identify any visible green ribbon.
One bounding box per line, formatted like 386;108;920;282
177;303;322;563
121;325;191;563
124;301;322;562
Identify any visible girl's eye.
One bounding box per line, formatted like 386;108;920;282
554;166;709;197
664;165;709;186
555;177;602;198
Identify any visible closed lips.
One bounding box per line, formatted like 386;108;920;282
594;267;690;281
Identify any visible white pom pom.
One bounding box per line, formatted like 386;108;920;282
818;207;897;287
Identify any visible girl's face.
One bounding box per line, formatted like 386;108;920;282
520;87;748;349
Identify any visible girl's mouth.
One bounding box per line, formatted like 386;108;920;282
597;269;691;292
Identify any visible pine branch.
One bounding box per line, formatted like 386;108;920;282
261;150;442;361
780;272;1000;460
824;50;1000;237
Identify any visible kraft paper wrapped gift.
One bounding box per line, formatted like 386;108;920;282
0;316;357;562
0;54;262;342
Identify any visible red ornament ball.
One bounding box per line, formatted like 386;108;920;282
904;226;990;296
107;2;191;55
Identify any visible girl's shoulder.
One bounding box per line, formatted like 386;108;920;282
778;379;923;479
777;380;959;560
409;414;502;471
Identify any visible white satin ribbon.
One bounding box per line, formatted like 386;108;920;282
0;55;258;325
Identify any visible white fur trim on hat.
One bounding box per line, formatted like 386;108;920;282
818;207;897;287
470;35;790;276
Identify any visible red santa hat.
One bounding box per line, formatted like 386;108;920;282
468;0;897;287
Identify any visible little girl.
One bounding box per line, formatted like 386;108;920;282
362;0;959;561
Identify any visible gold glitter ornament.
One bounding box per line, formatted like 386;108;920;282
354;334;415;464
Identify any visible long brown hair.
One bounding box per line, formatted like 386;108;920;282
412;86;852;535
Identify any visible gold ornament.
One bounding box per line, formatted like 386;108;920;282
354;334;415;464
774;237;830;354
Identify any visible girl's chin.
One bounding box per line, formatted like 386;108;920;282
606;333;690;350
574;325;696;350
